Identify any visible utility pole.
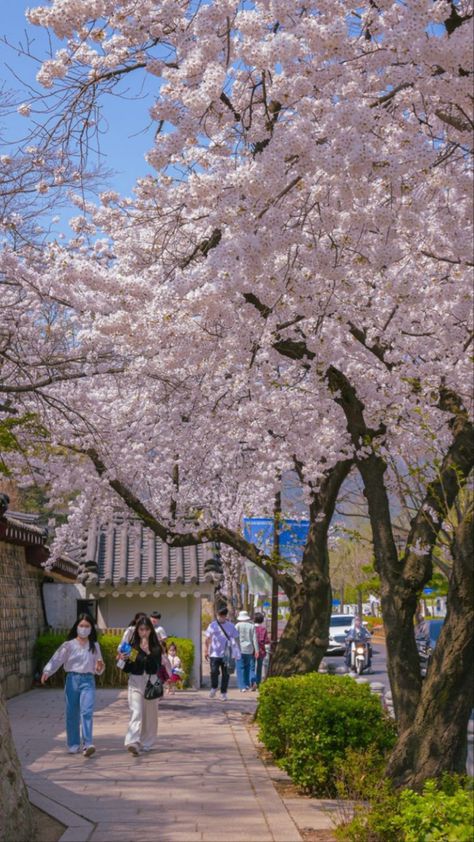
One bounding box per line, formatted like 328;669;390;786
271;489;281;660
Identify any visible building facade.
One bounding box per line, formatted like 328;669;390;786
0;506;78;698
73;518;215;687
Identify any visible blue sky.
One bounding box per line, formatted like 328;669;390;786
1;3;156;201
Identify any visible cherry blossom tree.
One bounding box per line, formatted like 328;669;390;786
2;0;472;786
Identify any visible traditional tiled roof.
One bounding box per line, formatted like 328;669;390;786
0;511;79;580
0;511;47;546
78;518;214;586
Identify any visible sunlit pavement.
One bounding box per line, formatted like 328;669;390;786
8;686;336;842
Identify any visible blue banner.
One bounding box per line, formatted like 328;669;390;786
243;517;310;563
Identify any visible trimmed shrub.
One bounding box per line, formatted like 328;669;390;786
34;631;194;688
256;673;396;795
96;633;128;688
334;745;390;801
336;774;473;842
34;631;69;689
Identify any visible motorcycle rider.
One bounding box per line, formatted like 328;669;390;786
344;616;372;671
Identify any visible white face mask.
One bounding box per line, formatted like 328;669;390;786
77;626;91;638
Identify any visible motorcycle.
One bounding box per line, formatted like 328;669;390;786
349;637;371;675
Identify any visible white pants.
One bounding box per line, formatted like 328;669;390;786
125;674;158;750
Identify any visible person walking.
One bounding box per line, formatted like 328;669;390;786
41;613;105;757
235;610;258;693
121;616;164;755
118;612;147;649
249;612;269;690
204;606;240;701
150;611;167;641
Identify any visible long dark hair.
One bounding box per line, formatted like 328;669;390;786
127;611;147;627
67;613;98;652
131;616;160;654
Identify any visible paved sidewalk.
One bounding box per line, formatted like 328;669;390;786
8;687;324;842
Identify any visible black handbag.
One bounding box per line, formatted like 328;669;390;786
144;674;164;700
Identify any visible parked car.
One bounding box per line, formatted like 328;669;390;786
327;614;355;654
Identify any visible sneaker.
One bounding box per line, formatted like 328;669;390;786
68;745;80;754
220;693;228;701
83;745;95;757
240;688;248;693
127;743;140;756
250;684;257;692
209;688;217;699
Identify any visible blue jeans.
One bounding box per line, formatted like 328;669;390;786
65;672;95;749
250;657;264;686
236;653;254;690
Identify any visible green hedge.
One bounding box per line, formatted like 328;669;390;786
34;631;194;689
256;673;396;795
337;774;473;841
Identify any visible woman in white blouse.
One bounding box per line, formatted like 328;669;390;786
41;613;105;757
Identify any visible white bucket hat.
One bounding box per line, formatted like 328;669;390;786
237;610;251;622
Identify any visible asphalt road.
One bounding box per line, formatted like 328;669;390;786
324;640;390;691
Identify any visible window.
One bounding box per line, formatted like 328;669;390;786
330;616;354;627
77;599;97;621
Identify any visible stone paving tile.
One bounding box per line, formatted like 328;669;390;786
28;788;92;829
89;825;203;842
57;828;93;842
8;688;303;842
200;834;274;842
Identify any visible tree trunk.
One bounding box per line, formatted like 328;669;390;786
270;460;352;676
0;684;33;842
357;454;423;731
269;575;331;676
386;500;474;787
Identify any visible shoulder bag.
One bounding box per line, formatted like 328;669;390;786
218;622;236;675
143;651;164;700
144;673;164;700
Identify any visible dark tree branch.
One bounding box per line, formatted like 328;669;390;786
83;446;297;596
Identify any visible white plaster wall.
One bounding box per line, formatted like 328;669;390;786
42;583;87;628
98;594;203;687
187;595;203;688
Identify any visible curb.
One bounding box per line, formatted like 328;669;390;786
226;709;303;841
29;786;95;842
244;715;339;839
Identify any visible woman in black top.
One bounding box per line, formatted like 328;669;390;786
122;617;165;755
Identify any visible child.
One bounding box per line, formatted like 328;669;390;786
165;642;184;694
41;613;105;756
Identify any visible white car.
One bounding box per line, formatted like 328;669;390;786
326;614;356;654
